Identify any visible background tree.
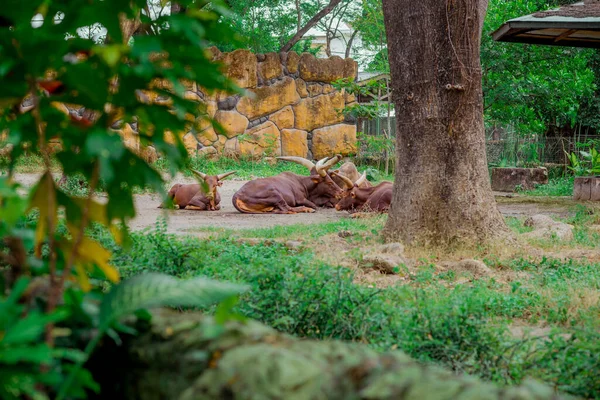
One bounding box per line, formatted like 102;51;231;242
381;0;508;246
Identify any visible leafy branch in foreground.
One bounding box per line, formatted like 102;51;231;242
0;0;241;398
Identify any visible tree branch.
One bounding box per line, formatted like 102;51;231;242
345;30;358;58
279;0;343;53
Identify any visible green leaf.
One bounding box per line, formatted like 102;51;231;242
1;309;69;345
0;344;52;364
99;273;248;327
92;44;127;67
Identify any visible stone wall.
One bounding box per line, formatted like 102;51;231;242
1;50;358;162
129;49;359;160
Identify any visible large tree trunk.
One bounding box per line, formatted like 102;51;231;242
279;0;343;53
381;0;508;246
88;310;566;400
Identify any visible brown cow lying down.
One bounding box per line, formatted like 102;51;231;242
232;155;343;214
159;170;236;211
333;171;393;214
276;155;348;208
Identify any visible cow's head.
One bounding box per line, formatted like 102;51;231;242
333;171;368;211
277;154;344;202
191;170;236;208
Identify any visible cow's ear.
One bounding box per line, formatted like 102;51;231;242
218;181;224;186
311;177;320;184
351;191;356;198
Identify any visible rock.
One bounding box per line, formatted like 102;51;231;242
523;214;556;228
140;145;158;164
258;52;283;81
225;121;281;159
360;255;402;275
338;230;353;238
213;135;228;153
205;46;222;61
441;259;492;278
311;124;357;160
269;106;295;130
377;242;405;255
307;83;323;97
217;95;240;111
285;240;303;250
263;157;278;166
196;126;218;146
286;51;300;74
295;78;308;98
183;133;199;155
490;167;549;192
184;91;201;103
323;84;335;94
198;146;217;159
292;92;345;131
214;110;249;138
218;49;258;89
280;129;308;158
181;79;196;92
150;78;173;91
522;214;574;241
120;123;139;151
298;54;357;82
344;90;356;103
237;77;300;120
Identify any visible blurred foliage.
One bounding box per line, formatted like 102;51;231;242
0;0;246;398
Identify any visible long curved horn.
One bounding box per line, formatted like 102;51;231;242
318;154;342;175
355;171;367;187
217;171;237;180
314;157;330;177
276;156;315;171
191;169;207;180
332;171;354;189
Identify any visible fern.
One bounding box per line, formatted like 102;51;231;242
99;273;249;327
59;273;248;399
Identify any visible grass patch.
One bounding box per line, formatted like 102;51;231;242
517;177;574;197
186;215;387;240
90;219;600;399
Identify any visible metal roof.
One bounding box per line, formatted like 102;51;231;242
492;1;600;48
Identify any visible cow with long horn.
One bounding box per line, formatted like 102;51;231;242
333;171;393;214
276;154;348;208
159;170;236;211
331;161;373;191
231;155;343;214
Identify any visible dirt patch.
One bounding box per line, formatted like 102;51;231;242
130;185;345;234
9;173;583;235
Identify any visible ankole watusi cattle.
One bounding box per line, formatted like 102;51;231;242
231;155;343;214
331;161;372;190
333;171;393;213
159;170;236;211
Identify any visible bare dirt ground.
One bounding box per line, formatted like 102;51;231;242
11;173;578;234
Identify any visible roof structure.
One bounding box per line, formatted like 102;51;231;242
492;1;600;48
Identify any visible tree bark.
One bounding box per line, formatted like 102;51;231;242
345;29;358;58
88;310;567;400
381;0;508;246
279;0;343;53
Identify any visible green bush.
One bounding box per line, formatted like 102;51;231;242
99;223;600;398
